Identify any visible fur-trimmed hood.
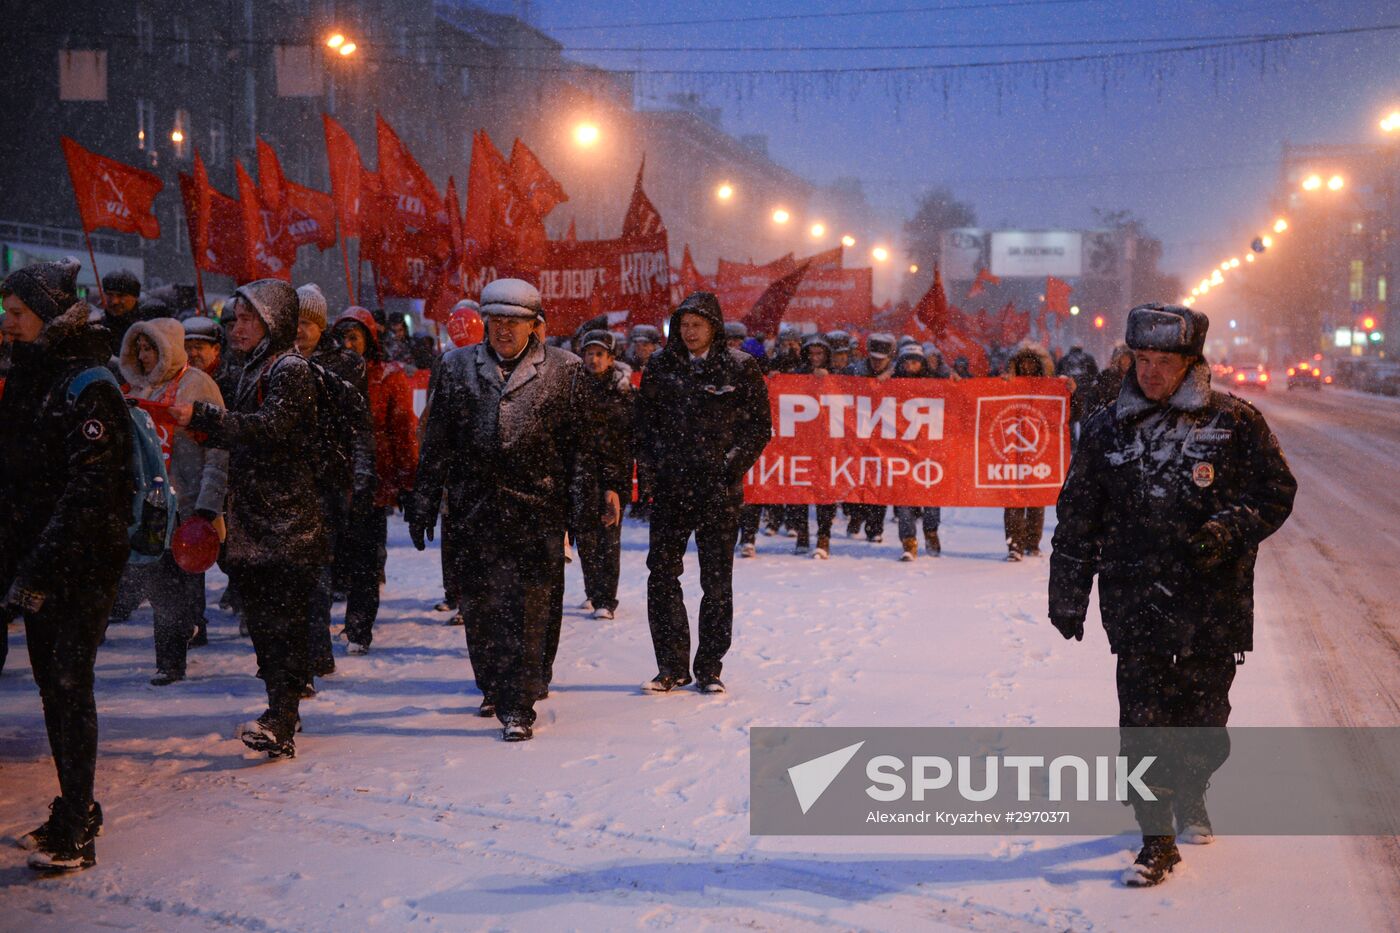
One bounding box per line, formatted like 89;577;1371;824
1006;341;1054;378
119;317;188;388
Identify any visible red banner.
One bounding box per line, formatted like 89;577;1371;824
745;374;1070;507
716;259;872;329
531;232;671;334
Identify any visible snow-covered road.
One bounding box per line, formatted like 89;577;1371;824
1;387;1395;931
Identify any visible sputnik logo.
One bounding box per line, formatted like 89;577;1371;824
788;741;864;814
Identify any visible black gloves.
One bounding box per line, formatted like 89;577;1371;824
1188;521;1231;571
406;497;435;551
1051;615;1084;642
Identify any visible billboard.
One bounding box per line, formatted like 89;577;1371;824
989;231;1082;278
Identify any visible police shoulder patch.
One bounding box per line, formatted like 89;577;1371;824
81;419;106;441
1192;461;1215;488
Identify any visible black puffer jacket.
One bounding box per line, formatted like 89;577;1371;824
1049;360;1296;655
189;280;327;569
635;292;772;505
0;303;131;604
310;330;368;399
413;335;591;542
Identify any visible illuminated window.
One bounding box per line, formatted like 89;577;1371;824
1350;260;1364;301
1380;276;1388;303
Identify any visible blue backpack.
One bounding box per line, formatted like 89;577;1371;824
68;368;178;566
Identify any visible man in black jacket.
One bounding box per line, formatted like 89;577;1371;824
573;330;633;622
1049;304;1296;888
409;279;608;741
1;259;132;871
99;268;143;357
174;280;329;760
636;291;771;694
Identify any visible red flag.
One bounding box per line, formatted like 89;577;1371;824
742;262;810;337
1045;275;1073;316
61;136;163;239
425;176;467;323
621;156;665;237
371;113;452;296
965;266;1000;299
939;312;990;377
913;266;951;339
464;130;546;280
257;138;336;251
179;151;244;279
322;113;377;239
508;139;568;220
798;245;843;270
679;244;712;293
236;160;292;282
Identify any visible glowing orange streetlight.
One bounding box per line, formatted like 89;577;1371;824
1327;174;1345;191
871;245;890;262
1301;173;1323;192
573;122;600;147
809;222;826;238
771;208;790;225
840;234;856;248
715;182;734;201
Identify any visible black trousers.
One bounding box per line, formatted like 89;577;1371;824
307;495;351;677
787;504;837;546
738;504;764;545
140;551;203;676
343;506;389;647
24;562;121;820
646;492;741;681
440;505;461;606
541;533;566;690
846;504;886;539
460;527;558;726
234;563;319;737
576;519;621;612
1116;652;1238;836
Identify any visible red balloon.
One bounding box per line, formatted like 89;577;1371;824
171;516;221;574
448;307;485;347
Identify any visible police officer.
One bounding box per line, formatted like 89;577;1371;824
1049;304;1296;887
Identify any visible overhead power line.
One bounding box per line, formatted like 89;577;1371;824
539;0;1102;32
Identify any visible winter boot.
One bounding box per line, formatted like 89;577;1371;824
641;671;694;693
17;798;102;852
697;676;726;694
740;542;756;558
900;537;918;561
477;698;497;718
1175;791;1214;845
149;669;183;686
579;598;594;611
501;717;533;742
190;619;209;647
1121;835;1181;887
793;539;809;555
1005;547;1023;562
26;799;95;873
592;607;616;620
813;534;830;560
433;598;455;612
925;530;941;556
346;641;369;656
846;517;861;538
447;610;465;626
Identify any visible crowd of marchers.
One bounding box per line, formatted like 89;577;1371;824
0;258;1295;892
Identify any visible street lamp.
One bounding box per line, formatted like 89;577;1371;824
908;264;919;274
809;222;825;238
573;122;600;147
715;182;734;202
1302;173;1323;192
1327;174;1345;191
339;41;357;56
841;234;856;248
771;208;790;224
326;32;345;49
871;246;890;262
1274;218;1289;233
1382;110;1400;134
1070;305;1081;315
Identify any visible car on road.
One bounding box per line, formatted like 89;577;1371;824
1232;365;1271;391
1286;362;1323;390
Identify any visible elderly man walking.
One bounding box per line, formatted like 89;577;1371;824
409;279;612;742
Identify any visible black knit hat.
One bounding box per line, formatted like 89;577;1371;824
102;268;141;298
0;257;81;323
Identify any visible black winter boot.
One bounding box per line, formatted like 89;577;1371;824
1121;835;1181;887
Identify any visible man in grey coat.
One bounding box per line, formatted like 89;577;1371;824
409;279;613;742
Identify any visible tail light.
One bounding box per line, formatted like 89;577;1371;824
1288;368;1296;376
1236;372;1246;382
1259;373;1269;383
1312;368;1321;376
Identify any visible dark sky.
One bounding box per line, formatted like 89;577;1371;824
486;0;1397;287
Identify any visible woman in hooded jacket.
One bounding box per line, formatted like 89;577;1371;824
171;280;328;760
118;319;228;684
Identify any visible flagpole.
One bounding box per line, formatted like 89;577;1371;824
338;220;356;305
82;229;107;308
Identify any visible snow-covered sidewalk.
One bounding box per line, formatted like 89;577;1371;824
0;510;1383;931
